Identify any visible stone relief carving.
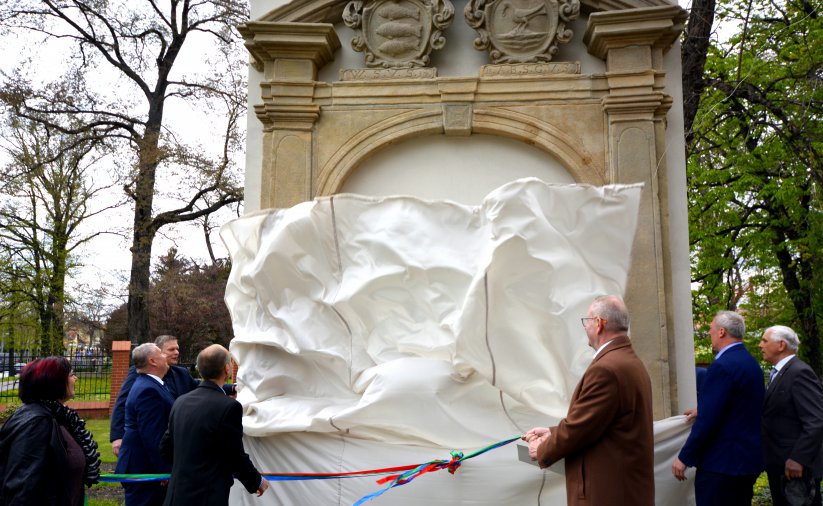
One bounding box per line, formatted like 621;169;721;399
465;0;580;63
343;0;455;68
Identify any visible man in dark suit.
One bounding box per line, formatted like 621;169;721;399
523;295;654;506
115;343;176;506
760;325;823;506
111;335;236;456
160;344;268;505
672;310;765;505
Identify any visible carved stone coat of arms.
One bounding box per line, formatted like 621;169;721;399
343;0;455;68
465;0;579;64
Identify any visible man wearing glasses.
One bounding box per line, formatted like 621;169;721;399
523;295;654;506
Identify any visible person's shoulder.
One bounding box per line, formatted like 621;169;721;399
785;357;820;379
717;343;755;363
1;404;53;433
131;375;163;394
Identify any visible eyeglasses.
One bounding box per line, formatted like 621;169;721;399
580;317;608;328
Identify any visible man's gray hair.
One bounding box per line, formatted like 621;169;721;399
154;335;178;349
767;325;800;352
714;310;745;339
590;295;630;332
133;343;159;370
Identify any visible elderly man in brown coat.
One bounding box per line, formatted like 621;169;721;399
524;295;654;505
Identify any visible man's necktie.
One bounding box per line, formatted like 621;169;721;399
769;367;778;385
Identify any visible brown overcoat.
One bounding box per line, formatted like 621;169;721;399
536;334;654;505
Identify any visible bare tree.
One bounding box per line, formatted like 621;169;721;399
0;0;247;342
0;115;115;353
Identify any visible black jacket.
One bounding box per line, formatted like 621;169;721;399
160;381;262;505
762;356;823;477
0;403;73;506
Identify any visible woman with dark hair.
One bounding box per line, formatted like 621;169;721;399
0;357;101;505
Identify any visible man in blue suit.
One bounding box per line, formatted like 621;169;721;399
671;310;765;505
115;343;175;506
110;335;236;456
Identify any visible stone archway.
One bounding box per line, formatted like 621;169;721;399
239;0;692;418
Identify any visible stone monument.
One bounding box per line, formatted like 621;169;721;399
238;0;692;421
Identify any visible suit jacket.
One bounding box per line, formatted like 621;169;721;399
111;365;233;441
537;334;654;506
678;342;765;475
115;375;175;476
159;381;262;506
762;355;823;477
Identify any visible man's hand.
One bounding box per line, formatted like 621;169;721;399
527;435;549;461
256;479;269;497
112;439;122;457
523;427;551;461
522;427;550;442
672;457;688;481
785;458;804;480
684;408;697;422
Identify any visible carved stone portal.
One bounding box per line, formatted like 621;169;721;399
343;0;454;68
465;0;579;63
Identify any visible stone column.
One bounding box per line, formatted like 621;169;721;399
585;5;687;418
238;22;340;208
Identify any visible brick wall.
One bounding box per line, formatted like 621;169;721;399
108;341;132;415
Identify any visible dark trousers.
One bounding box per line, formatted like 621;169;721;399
695;469;758;506
123;482;166;506
767;472;822;506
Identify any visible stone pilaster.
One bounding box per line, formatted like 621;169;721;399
238;22;340;208
585;5;687;419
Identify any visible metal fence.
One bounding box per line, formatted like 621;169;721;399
0;346;112;404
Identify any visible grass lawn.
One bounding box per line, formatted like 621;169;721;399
85;418;116;465
85;417;124;506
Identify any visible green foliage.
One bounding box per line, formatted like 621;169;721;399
0;402;20;423
688;0;823;371
752;472;773;505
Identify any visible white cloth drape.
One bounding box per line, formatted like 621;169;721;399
221;178;695;505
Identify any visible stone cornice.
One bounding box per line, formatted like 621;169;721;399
257;0;680;23
253;102;322;131
237;22;341;73
583;5;687;61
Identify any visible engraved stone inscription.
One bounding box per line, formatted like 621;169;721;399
480;61;580;76
340;67;438;80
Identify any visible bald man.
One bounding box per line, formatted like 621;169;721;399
160;345;267;505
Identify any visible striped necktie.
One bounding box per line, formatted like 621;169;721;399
769;367;778;385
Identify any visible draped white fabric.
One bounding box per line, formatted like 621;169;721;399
221;178;695;505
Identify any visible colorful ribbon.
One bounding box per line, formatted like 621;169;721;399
99;435;523;505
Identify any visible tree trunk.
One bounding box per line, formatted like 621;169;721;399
126;123;162;343
681;0;716;149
